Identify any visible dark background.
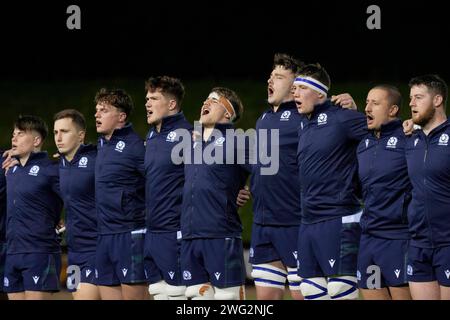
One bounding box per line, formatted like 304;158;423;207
1;1;449;81
1;0;449;242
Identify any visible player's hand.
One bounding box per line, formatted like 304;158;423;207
2;150;19;173
236;186;251;207
403;119;414;135
331;93;357;110
192;130;201;142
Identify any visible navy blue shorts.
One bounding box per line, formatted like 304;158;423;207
407;245;450;286
96;229;146;286
357;234;409;288
0;242;6;292
181;238;246;288
144;231;182;286
298;213;361;278
66;250;97;292
249;223;299;267
3;253;61;293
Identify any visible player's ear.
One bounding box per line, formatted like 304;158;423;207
433;94;443;107
33;135;43;148
78;130;86;143
118;111;127;123
389;105;399;117
168;99;177;111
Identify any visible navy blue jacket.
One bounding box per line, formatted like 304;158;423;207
59;144;97;252
145;112;193;232
181;123;249;239
250;101;303;226
405;119;450;248
96;124;146;234
0;153;6;243
297;100;367;224
357;120;411;239
6;152;63;254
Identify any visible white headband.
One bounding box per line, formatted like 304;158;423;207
294;76;329;97
208;92;236;121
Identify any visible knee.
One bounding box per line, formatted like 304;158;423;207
185;283;215;300
214;285;245;300
300;277;330;300
251;264;287;290
327;276;359;300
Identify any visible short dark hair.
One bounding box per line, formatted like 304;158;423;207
372;84;403;116
211;87;244;123
298;63;331;91
145;76;185;109
409;74;448;107
54;109;86;131
14;115;48;141
94;88;134;119
273;53;304;75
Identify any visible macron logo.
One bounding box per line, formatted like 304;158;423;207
394;269;401;278
445;270;450;279
85;269;92;278
32;276;40;284
414;138;419;147
328;259;336;268
214;272;221;280
122;268;128;277
168;271;175;280
292;251;298;260
365;139;369;148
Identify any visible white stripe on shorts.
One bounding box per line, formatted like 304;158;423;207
131;228;147;234
341;210;363;224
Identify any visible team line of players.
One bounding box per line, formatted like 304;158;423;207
0;54;449;300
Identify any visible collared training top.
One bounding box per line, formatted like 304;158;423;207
181;122;249;239
6;152;63;254
357;119;411;239
250;101;303;226
59;144;98;252
0;152;6;243
96;123;146;234
145;112;193;232
297;99;367;224
405;119;450;248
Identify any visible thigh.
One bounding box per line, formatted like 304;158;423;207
22;253;61;293
357;234;376;289
111;230;147;285
407;246;435;283
96;235;120;286
271;225;300;268
433;246;450;287
147;232;183;286
202;238;246;288
0;242;6;293
3;254;24;293
67;251;97;292
297;223;323;278
375;238;409;287
180;239;209;287
249;224;279;265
